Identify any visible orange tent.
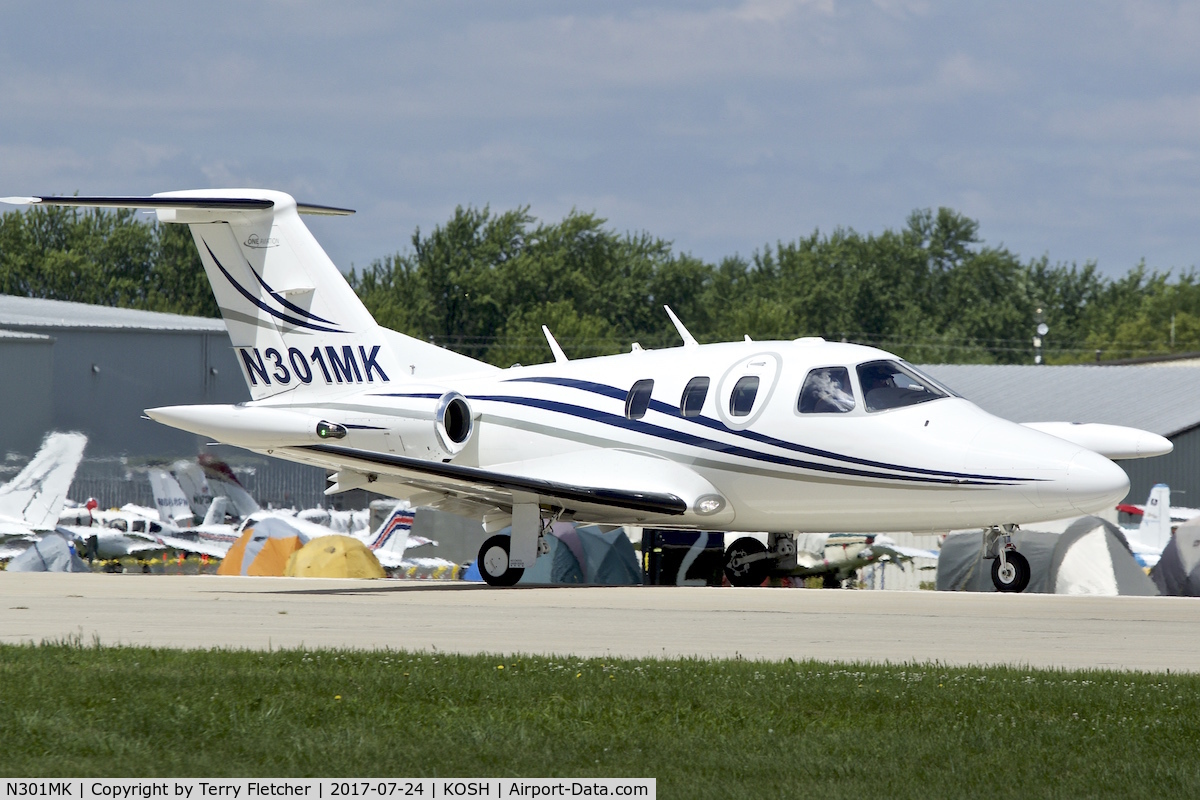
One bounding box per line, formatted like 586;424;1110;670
217;517;308;576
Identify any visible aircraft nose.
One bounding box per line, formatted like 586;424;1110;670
1067;449;1130;514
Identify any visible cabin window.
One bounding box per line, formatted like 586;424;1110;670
109;519;128;532
149;522;163;534
729;376;760;417
680;377;710;417
856;360;948;412
798;366;856;413
625;379;654;420
131;519;146;533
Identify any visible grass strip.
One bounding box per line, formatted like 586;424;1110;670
0;641;1196;798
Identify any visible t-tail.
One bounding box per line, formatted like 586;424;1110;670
0;432;87;530
1134;483;1173;553
0;190;495;401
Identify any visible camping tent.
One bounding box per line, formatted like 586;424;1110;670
7;532;89;572
217;517;307;576
1151;517;1200;596
517;524;642;586
464;524;643;585
938;517;1158;595
285;535;385;579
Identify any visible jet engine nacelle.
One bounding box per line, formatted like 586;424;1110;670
146;390;476;461
353;390;475;460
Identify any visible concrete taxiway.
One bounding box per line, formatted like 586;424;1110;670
2;573;1198;672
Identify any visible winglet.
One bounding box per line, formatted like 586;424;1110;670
542;325;569;364
664;305;698;348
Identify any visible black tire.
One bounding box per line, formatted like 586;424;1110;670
724;536;770;587
822;572;842;589
991;550;1031;593
478;534;524;587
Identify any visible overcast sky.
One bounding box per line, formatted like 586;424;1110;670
2;1;1199;277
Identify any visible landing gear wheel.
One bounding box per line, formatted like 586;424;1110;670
724;537;770;587
478;534;524;587
991;550;1031;593
822;572;842;589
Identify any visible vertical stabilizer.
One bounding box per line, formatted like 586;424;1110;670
148;468;195;525
360;502;415;563
1137;483;1173;552
0;432;87;530
171;460;215;521
156;189;494;399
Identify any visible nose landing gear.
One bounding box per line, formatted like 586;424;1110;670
988;525;1031;593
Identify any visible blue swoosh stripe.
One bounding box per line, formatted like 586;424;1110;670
239;257;339;326
504;376;1027;484
204;242;346;334
474;393;1024;487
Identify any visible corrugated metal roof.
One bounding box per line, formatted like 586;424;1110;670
921;364;1200;437
0;295;226;332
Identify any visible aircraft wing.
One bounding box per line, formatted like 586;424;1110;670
152;533;230;559
298;444;694;522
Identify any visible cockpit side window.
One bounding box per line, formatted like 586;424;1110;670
797;367;856;413
625;379;654;420
109;518;128;532
680;377;710;417
856;360;948;412
729;376;760;417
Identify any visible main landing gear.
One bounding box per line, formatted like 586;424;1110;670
723;536;772;587
477;499;554;587
987;525;1031;593
478;534;524;587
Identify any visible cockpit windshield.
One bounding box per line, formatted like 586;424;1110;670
856;360;952;412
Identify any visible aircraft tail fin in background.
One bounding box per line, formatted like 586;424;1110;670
360;503;416;563
1;191;496;401
148;468;195;525
0;432;87;530
202;496;232;527
1135;483;1173;552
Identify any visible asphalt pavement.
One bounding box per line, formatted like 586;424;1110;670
3;573;1198;672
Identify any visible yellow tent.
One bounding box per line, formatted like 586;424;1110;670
285;535;385;579
217;517;307;576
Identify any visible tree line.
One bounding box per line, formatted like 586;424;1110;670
3;202;1199;366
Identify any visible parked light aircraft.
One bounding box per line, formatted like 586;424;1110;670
3;190;1173;590
0;432;87;558
723;531;939;588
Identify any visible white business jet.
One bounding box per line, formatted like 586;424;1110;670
2;190;1171;591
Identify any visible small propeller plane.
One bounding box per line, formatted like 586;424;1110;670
2;190;1171;589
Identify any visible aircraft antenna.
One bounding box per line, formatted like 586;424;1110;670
664;305;698;348
542;325;569;364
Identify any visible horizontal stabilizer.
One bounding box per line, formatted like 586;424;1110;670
0;195;354;215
